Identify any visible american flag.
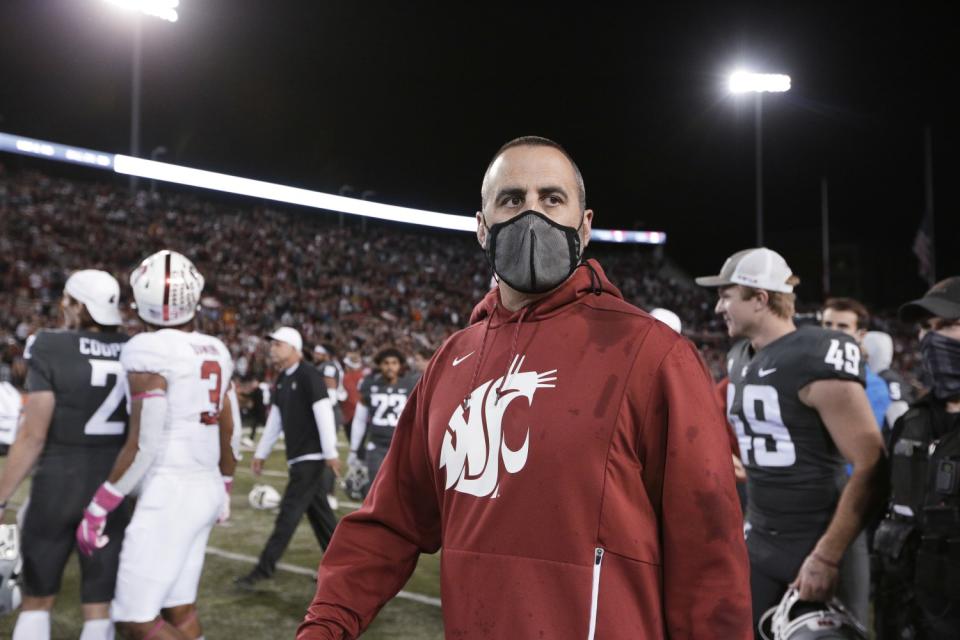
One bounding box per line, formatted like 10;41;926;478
912;208;935;287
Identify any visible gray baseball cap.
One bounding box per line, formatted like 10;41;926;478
695;248;795;293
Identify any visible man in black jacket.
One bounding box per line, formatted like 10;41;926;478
875;276;960;639
236;327;341;588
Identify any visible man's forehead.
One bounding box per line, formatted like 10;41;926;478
485;146;578;189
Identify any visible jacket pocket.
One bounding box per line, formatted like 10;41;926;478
598;454;661;564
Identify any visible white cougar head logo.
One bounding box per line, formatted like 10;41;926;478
439;355;556;498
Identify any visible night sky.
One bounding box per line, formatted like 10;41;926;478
1;1;957;309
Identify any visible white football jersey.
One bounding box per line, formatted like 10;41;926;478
121;329;234;471
0;381;23;446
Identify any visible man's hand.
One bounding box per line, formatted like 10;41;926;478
252;457;265;476
76;483;124;556
218;476;233;524
326;457;342;477
731;454;747;482
791;552;840;602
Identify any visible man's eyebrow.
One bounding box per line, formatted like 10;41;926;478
494;187;526;202
538;185;568;198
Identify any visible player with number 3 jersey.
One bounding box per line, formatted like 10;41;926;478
74;250;236;640
697;248;886;636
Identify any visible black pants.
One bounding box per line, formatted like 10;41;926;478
254;461;337;577
22;447;132;602
749;525;870;638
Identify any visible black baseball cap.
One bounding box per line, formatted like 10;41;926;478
899;276;960;323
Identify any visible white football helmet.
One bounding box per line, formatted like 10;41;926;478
130;250;205;327
759;588;867;640
248;484;281;510
0;524;22;616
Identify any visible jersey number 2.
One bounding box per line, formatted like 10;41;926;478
726;383;796;467
200;360;222;425
84;359;126;436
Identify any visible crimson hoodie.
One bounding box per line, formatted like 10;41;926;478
299;260;752;639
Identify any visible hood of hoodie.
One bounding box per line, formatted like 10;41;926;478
469;259;623;327
863;330;894;372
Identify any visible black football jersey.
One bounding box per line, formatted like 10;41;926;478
725;326;865;531
25;329;129;449
878;369;913;405
359;372;419;447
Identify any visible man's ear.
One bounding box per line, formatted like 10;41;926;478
581;208;594;249
754;289;770;312
476;211;487;248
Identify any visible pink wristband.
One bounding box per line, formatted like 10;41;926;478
93;483;124;512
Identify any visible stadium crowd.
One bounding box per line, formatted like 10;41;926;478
0;166;921;390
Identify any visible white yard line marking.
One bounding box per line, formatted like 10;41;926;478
205;546;441;607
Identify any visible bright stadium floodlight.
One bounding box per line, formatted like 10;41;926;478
728;71;791;94
0;130;667;244
727;69;792;245
104;0;179;22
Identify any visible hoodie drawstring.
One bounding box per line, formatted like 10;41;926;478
462;302;532;410
463;302;496;411
496;305;529;402
581;260;603;296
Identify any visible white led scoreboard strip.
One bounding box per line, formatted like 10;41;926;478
0;131;666;245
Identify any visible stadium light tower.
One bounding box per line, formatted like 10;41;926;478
729;70;791;246
103;0;179;190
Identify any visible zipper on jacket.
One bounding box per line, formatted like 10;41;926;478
587;547;604;640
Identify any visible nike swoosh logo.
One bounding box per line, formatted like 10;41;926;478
452;351;475;367
758;368;777;377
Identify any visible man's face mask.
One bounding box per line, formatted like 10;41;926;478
920;329;960;401
483;210;583;294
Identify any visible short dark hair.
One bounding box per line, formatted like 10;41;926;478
481;135;586;210
374;347;404;365
823;297;871;330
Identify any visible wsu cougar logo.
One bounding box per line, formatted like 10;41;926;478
439;355;557;498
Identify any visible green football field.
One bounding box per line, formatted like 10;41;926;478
0;438;444;639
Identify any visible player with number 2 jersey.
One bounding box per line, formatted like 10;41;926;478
698;248;885;635
0;270;131;640
74;250;236;640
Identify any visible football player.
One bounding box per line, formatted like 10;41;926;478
697;248;886;634
0;270;131;640
348;348;418;494
74;250;236;640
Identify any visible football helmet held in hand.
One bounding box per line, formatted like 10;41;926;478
758;587;867;640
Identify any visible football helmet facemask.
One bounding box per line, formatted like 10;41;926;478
341;459;370;501
759;588;867;640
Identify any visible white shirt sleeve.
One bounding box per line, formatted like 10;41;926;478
350;403;369;453
254;405;283;460
112;393;166;496
312;399;339;459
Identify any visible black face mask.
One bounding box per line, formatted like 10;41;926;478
483;210;583;294
920;330;960;401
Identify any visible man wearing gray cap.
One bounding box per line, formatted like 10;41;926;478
875;276;960;639
237;326;341;588
697;248;885;634
0;270;132;640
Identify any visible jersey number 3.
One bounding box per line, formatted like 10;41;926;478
200;360;222;425
726;383;796;467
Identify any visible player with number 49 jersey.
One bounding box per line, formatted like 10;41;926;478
698;248;884;633
726;325;865;531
